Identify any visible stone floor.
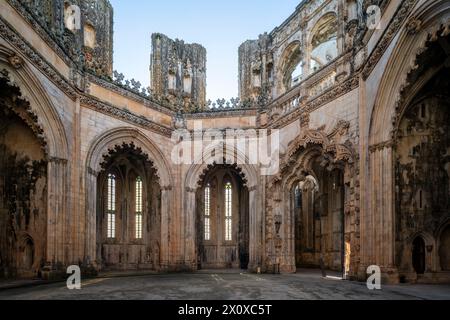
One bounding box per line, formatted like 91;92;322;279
0;269;449;300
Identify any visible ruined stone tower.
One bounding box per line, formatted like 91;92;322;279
19;0;114;77
238;33;273;102
150;33;207;112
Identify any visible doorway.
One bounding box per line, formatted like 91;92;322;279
412;237;426;274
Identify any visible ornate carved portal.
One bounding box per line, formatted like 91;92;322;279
394;35;450;281
0;75;48;279
96;143;162;271
290;168;345;272
266;125;357;277
195;164;249;270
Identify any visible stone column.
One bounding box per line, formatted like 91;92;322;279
44;157;68;279
361;144;398;283
281;187;295;273
248;185;260;271
184;187;197;270
160;186;172;271
85;167;98;267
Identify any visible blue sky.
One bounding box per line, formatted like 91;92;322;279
110;0;299;100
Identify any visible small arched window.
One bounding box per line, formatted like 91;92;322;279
135;176;143;239
107;174;116;239
225;182;233;241
295;185;302;209
204;184;211;241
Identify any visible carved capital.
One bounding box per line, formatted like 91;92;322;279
49;157;68;165
88;167;99;177
185;187;196;193
369;140;394;153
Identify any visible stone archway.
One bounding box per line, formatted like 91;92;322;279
412;236;426;274
266;122;356;276
195;163;250;270
277;41;302;93
85;127;173;270
308;12;338;72
0;53;69;275
184;146;260;272
364;0;450;283
0;71;48;279
95;143;162;271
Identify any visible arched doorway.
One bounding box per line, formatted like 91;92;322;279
196;163;249;270
439;225;450;271
22;238;35;271
412;237;426;275
291;167;345;274
274;126;355;275
0;76;48;279
96;143;162;271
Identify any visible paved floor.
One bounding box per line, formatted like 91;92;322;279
0;269;449;300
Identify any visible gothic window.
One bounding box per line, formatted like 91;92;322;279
420;104;427;118
419;189;423;209
107;174;116;239
225;182;233;241
280;41;302;91
291;63;303;87
135;176;143;239
204;184;211;241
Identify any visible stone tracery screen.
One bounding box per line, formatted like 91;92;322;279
225;182;233;241
204;184;211;241
107;173;116;239
135;177;143;240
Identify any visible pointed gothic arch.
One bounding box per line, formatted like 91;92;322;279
365;0;450;283
265;122;356;276
184;146;261;271
85;127;173;270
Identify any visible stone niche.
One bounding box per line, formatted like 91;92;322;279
0;78;48;279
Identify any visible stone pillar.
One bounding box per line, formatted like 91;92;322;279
184;187;197;270
361;144;399;283
43;157;68;279
281;187;295;273
248;185;260;271
160;186;172;271
85;167;98;267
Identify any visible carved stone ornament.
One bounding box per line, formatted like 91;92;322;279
8;54;24;69
406;18;422;35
